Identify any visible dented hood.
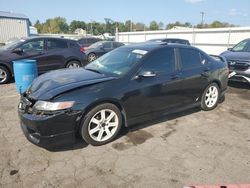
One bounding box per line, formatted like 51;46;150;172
28;68;116;100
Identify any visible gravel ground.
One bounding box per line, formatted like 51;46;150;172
0;82;249;188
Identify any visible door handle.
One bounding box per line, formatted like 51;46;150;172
39;52;45;55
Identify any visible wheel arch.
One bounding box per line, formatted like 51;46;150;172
0;63;12;76
77;99;128;134
65;58;82;67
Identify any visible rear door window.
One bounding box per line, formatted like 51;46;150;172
47;39;68;50
142;48;176;74
179;48;202;69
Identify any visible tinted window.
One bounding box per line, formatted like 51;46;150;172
114;42;124;48
142;48;175;74
103;42;112;49
180;48;202;69
78;38;86;44
20;40;44;52
47;39;68;49
69;42;78;48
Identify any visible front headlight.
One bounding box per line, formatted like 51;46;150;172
34;101;75;111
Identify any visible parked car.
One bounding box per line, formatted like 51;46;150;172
84;41;124;62
77;37;102;48
0;36;86;84
220;38;250;83
18;42;228;148
147;38;190;45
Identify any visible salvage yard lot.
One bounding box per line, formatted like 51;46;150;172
0;83;249;188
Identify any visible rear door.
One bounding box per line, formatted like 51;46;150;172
178;47;210;105
42;38;69;72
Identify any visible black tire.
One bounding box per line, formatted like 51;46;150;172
87;53;97;62
80;103;122;146
0;66;10;84
66;60;81;68
201;83;220;111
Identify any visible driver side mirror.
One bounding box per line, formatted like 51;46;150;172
12;48;23;54
227;48;232;51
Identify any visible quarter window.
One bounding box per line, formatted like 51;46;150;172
47;39;68;50
142;48;175;74
180;48;202;69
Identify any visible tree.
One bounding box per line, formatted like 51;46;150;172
149;21;159;30
34;20;43;33
166;21;192;30
70;20;86;33
40;17;69;34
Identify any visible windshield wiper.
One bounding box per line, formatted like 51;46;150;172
85;68;102;74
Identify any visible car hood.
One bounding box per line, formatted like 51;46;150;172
220;51;250;61
28;68;116;100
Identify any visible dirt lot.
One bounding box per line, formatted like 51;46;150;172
0;82;249;188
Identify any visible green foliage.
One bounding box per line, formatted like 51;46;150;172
33;17;237;34
70;20;86;32
149;21;159;30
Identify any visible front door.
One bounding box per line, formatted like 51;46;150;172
123;47;183;121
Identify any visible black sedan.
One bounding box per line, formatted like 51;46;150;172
0;36;86;84
18;42;228;148
84;41;124;62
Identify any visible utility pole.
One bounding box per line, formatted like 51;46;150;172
200;12;205;28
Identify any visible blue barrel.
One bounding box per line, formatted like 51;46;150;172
13;59;38;93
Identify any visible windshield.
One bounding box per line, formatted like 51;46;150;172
232;40;250;52
85;47;147;76
0;39;24;50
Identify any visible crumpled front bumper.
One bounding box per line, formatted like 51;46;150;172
18;109;82;149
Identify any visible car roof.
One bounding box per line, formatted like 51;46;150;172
120;42;196;52
150;38;189;41
21;36;77;42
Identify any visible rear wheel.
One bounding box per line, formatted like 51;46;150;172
66;61;81;68
81;103;122;146
87;53;97;62
0;66;10;84
201;83;220;111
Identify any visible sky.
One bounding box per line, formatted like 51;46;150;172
0;0;249;26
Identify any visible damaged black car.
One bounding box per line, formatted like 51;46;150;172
18;42;228;148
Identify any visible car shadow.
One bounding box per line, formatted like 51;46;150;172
228;81;250;89
47;137;89;152
48;107;201;152
118;107;201;138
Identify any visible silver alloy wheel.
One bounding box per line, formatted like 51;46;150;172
205;85;218;108
88;109;119;142
88;54;96;62
0;68;7;83
67;62;80;68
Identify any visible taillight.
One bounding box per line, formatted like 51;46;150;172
80;47;85;53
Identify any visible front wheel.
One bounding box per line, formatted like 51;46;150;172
80;103;122;146
201;83;220;111
0;66;10;84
